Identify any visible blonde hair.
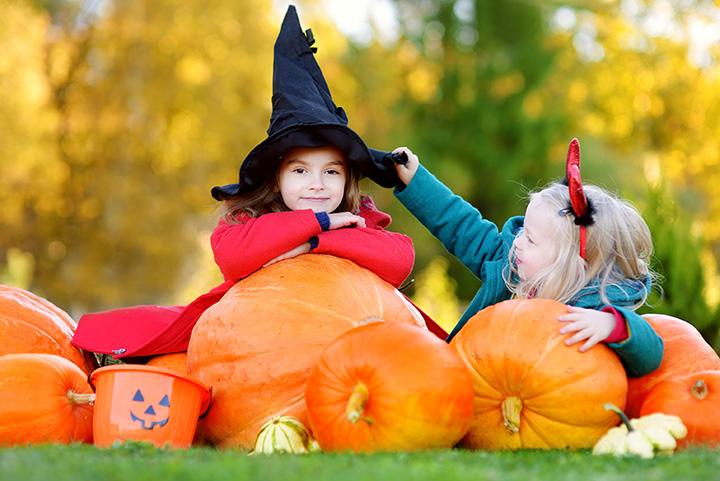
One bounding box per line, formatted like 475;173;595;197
218;149;363;224
506;182;654;308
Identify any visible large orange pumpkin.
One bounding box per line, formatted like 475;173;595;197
0;285;96;374
187;254;426;449
626;313;720;418
640;370;720;448
305;321;474;452
0;353;94;446
450;298;628;451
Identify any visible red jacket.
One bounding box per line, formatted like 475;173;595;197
72;197;445;359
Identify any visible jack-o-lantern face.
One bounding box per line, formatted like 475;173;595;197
130;388;171;430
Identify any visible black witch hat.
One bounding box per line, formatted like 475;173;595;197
212;5;401;200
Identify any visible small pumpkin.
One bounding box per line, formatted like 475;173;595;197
146;351;188;374
626;314;720;418
640;370;720;448
450;298;628;451
249;416;320;455
0;353;95;446
305;321;474;453
0;285;96;373
188;254;426;449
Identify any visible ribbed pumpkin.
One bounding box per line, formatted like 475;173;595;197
640;370;720;448
450;298;628;451
0;285;95;374
187;254;426;449
305;321;474;452
626;313;720;418
0;353;94;446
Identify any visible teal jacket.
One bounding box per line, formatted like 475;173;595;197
395;165;663;378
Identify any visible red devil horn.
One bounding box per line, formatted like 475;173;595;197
565;137;580;180
565;138;588;218
567;164;588;218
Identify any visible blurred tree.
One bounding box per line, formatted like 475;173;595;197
0;1;63;295
0;0;293;315
639;181;719;349
361;0;569;301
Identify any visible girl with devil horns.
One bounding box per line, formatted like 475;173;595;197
390;140;663;378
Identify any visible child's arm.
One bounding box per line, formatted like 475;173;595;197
310;196;414;288
559;305;663;377
211;210;324;280
392;147;504;278
262;212;367;267
312;226;414;288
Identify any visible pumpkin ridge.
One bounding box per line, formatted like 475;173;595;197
452;339;504;398
0;317;84;366
0;286;77;330
0;292;76;338
522;405;606;428
518;368;605;402
518;411;556;449
518;335;567;388
246;295;362;325
331;263;384;317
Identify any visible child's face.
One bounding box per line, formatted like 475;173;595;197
277;145;347;213
512;197;560;281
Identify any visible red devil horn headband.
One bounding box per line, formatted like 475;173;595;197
562;138;594;259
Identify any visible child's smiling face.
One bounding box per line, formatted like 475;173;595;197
512;197;561;281
277;146;347;213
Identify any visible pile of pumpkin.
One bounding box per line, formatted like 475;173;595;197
1;254;719;453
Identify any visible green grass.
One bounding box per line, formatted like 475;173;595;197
1;443;718;481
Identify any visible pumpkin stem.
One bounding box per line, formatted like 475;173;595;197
691;379;709;400
501;396;523;435
67;390;95;407
603;403;633;431
345;382;370;424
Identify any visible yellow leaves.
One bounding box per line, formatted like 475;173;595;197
489;72;525;100
175;55;212;86
406;63;440;103
411;256;461;333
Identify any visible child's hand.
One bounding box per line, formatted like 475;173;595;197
558;306;616;352
263;242;311;267
392;147;420;186
328;212;366;229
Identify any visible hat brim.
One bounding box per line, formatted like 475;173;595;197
211;124;399;200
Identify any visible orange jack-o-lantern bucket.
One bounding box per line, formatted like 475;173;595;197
89;364;211;449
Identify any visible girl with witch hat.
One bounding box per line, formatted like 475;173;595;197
71;5;446;361
389;141;663;377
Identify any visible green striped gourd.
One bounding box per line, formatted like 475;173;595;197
249;416;320;455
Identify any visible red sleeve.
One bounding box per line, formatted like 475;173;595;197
602;306;630;344
311;197;415;288
211;210;321;280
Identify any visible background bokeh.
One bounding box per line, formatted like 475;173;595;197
2;0;719;349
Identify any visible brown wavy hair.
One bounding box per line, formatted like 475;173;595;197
218;149;363;224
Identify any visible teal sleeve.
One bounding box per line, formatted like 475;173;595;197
605;306;664;378
394;165;503;278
